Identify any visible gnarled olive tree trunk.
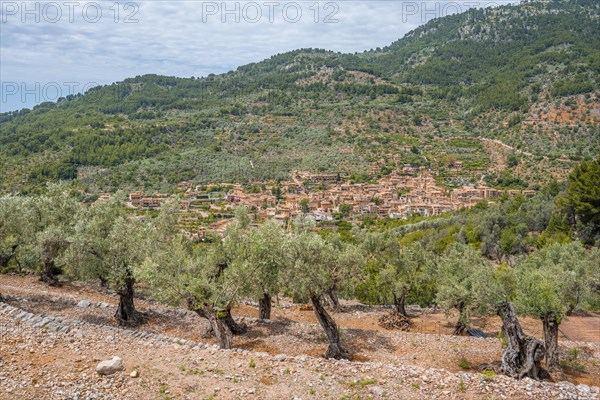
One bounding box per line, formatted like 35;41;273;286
115;271;143;326
543;314;560;369
258;292;272;320
393;287;409;318
222;305;247;334
203;306;233;349
40;257;61;287
452;303;467;335
0;254;12;268
498;302;546;380
323;286;341;311
309;292;348;359
187;297;244;344
99;275;109;288
0;245;18;269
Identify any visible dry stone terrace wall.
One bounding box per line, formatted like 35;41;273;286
1;300;598;400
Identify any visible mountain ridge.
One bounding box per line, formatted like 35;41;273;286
1;0;598;194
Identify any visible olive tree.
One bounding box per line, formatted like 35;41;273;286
0;195;37;272
33;183;81;286
0;195;37;300
351;229;402;305
472;263;548;380
281;217;352;359
436;243;493;335
377;242;437;317
107;217;152;325
202;207;252;333
225;219;288;319
138;233;240;349
320;233;364;311
63;197;125;287
136;202;247;348
515;242;600;369
64;203;150;325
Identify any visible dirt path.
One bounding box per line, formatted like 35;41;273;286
561;315;600;343
477;137;535;158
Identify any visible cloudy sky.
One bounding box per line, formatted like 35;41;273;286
1;0;513;112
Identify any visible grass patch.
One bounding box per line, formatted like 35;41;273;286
458;357;471;369
481;370;496;382
458;377;466;392
349;377;377;389
560;348;586;373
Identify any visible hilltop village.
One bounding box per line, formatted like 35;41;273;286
122;167;535;236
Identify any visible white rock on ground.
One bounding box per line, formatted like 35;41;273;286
95;356;124;375
77;300;91;308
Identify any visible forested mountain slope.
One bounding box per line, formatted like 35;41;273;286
1;0;598;194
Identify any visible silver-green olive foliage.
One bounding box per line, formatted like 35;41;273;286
377;242;437;307
62;196;125;282
31;183;82;279
63;194;151;292
436;243;496;330
515;241;600;321
0;195;38;268
223;219;288;302
137;202;233;310
280;216;365;300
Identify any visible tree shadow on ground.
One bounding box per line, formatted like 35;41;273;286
80;314;114;326
345;328;396;354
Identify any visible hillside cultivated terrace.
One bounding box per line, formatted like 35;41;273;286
1;275;599;400
1;0;599;195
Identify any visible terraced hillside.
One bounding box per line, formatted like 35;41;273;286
1;0;598;194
